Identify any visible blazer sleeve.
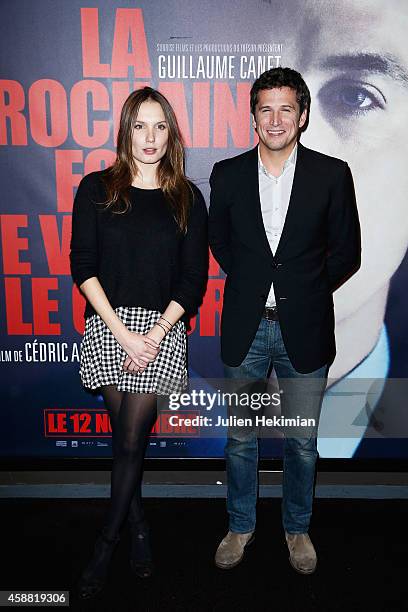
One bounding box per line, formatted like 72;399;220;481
170;185;209;315
208;162;232;275
70;174;99;288
327;162;361;291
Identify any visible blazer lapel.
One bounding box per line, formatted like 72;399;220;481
242;146;274;260
240;143;311;261
274;142;310;258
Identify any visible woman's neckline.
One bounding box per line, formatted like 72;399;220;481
130;185;161;191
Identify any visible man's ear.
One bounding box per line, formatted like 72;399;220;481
299;108;308;129
252;114;257;130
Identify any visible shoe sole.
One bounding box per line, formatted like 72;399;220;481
214;533;255;570
288;555;317;575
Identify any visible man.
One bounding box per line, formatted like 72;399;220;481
208;67;361;574
189;0;408;460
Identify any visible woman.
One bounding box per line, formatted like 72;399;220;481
70;87;208;599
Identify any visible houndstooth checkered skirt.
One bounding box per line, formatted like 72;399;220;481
79;306;187;394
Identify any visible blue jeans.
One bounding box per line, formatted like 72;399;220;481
224;317;328;534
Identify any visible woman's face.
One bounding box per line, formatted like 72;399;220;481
131;99;169;169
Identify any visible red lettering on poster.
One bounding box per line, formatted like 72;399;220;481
0;80;27;145
188;316;196;335
55;150;83;213
193;83;210;147
47;412;68;433
69;412;92;433
72;284;86;335
32;277;61;335
213;83;251;148
84;149;116;175
95;413;112;434
152;412;199;436
39;215;71;275
29;79;68;147
186;250;224;337
44;409;113;437
4;277;33;334
112;81;131;145
1;215;31;274
55;149;115;213
159;83;192;146
81;8;151;79
80;8;111;77
209;249;220;276
200;279;224;336
111;9;151;78
71;80;110;148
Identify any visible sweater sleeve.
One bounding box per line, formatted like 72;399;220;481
70;173;99;288
170;184;209;315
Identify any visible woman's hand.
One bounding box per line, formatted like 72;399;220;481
146;323;167;346
121;330;160;373
122;323;167;373
121;306;183;375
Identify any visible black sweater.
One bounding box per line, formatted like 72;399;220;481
70;171;208;320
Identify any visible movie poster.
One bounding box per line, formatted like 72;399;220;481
1;0;407;458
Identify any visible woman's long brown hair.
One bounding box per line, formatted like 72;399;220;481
101;87;192;233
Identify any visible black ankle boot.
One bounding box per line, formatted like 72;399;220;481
77;528;120;599
129;520;154;578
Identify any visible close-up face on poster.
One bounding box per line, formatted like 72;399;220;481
1;0;408;460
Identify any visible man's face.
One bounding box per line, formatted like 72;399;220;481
289;0;408;321
252;87;307;157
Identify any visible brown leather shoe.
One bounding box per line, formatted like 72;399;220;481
285;531;317;574
215;530;255;569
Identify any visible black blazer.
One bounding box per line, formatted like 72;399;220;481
208;143;361;373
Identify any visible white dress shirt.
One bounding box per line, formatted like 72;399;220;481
258;143;297;307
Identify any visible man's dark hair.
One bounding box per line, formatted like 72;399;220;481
250;67;311;116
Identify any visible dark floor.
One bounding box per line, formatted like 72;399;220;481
2;498;408;612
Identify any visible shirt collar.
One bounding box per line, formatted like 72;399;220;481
258;142;298;178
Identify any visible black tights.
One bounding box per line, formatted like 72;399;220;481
100;386;157;540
